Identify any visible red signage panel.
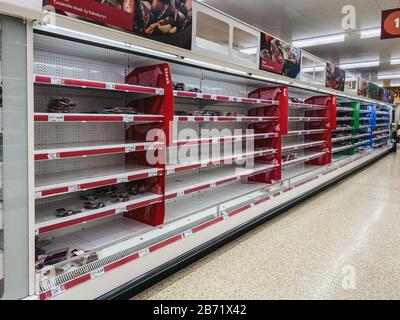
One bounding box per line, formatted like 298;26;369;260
381;8;400;39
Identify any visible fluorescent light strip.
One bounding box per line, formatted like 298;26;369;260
378;73;400;80
360;28;381;39
40;24;179;60
340;61;380;69
183;58;249;76
391;58;400;65
292;34;345;48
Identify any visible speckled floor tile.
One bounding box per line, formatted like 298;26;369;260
133;152;400;300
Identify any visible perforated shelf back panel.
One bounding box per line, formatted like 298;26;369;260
35;153;125;176
34;50;126;83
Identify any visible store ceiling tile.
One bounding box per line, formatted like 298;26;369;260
204;0;400;81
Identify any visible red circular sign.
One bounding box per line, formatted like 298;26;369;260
384;11;400;36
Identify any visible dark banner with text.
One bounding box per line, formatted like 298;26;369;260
44;0;193;50
259;33;302;79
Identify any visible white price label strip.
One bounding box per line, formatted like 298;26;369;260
51;77;62;85
50;286;64;297
90;268;105;280
177;190;185;197
148;171;158;177
138;248;150;258
123;115;134;123
117;177;128;184
116;207;126;214
47;153;59;160
183;229;193;238
48;114;64;122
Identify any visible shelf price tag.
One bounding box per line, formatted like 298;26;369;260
183;229;193;238
90;268;105;280
204;116;211;122
222;213;230;220
69;185;78;193
50;286;64;298
125;146;136;153
116;206;126;214
47;153;59;160
117;176;128;184
148;171;158;177
177;190;185;197
48;114;65;122
138;248;150;258
51;77;62;85
123;115;134;123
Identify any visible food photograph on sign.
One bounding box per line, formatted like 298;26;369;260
387;87;400;104
259;33;302;79
358;78;369;97
44;0;193;50
325;63;346;91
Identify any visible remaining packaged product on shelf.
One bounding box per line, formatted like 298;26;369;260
175;110;189;116
110;192;131;203
102;106;139;114
127;183;151;196
173;82;202;93
56;208;82;218
174;82;186;91
84;201;106;210
289;97;304;104
47;98;77;113
43;248;69;266
283;153;298;162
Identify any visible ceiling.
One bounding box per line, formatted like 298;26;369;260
202;0;400;86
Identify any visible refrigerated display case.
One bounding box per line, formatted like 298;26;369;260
0;1;395;300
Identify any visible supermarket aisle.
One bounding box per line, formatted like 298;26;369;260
134;152;400;300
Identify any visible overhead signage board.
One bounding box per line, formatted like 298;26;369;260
43;0;193;50
381;8;400;39
326;63;346;92
259;33;302;79
386;87;400;104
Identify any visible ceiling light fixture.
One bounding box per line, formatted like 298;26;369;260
378;73;400;80
360;28;381;39
340;61;380;69
292;34;345;48
391;58;400;65
183;58;249;76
